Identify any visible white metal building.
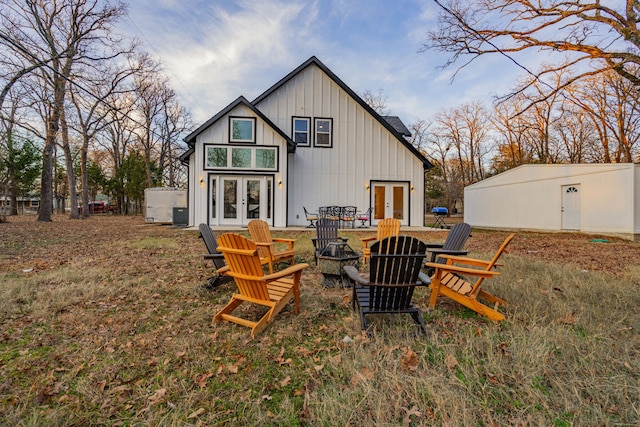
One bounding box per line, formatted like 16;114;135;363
464;163;640;241
180;56;432;228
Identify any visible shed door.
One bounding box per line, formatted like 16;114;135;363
561;185;580;230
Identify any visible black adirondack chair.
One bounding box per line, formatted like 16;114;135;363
199;223;233;288
311;218;348;265
343;236;429;335
424;222;472;276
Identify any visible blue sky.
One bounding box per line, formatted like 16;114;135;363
121;0;532;126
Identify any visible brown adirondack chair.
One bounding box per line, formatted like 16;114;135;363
344;235;429;335
214;233;309;338
361;218;401;265
425;233;515;321
247;219;296;273
198;223;233;288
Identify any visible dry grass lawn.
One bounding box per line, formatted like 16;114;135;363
0;215;639;426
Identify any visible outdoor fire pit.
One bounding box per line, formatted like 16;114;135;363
317;242;360;288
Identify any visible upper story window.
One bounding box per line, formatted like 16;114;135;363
229;117;256;143
292;117;311;146
314;118;332;148
205;144;278;171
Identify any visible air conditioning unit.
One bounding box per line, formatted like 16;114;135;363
172;207;188;228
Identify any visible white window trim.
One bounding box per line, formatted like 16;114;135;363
292;116;311;147
229;117;256;143
204;144;278;171
313;117;333;148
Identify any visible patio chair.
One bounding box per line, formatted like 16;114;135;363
303;206;318;228
214;233;309;338
198;223;233;288
247;219;296;274
356;207;372;228
425;233;515;321
424;222;472;276
340;206;357;229
361;217;401;265
302;206;318;228
344;236;429;335
311;218;348;265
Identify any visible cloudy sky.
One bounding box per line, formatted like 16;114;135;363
120;0;532;125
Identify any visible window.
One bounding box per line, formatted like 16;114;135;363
314;118;332;147
206;147;227;168
292;117;310;146
204;145;278;171
255;148;276;169
231;148;252;168
229;117;256;143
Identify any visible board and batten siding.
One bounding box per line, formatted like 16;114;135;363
189;104;289;227
464;163;640;241
255;63;424;226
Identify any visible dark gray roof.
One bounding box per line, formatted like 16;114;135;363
382;116;411;137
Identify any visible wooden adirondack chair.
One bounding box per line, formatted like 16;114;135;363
214;233;309;338
425;233;515;321
247;219;296;273
344;236;429;335
424;222;472;276
361;218;401;265
198;223;233;288
311;218;348;265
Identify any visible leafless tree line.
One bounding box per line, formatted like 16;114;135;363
0;0;191;221
409;68;640;211
415;0;640;211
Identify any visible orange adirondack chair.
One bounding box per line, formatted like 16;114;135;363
425;233;515;321
361;218;401;265
214;233;309;338
247;219;296;273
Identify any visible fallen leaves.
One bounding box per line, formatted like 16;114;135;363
193;372;213;388
400;347;419;371
147;388;166;406
557;314;578;325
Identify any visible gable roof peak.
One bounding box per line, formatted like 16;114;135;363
253;55;432;169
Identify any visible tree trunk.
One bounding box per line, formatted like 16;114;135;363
38;139;55;222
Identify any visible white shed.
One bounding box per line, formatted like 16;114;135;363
464;163;640;241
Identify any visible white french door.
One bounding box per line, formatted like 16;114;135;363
372;182;409;226
209;175;272;226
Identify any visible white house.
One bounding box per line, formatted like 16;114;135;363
180;56;432;228
464;163;640;241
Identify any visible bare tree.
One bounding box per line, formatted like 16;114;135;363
568;70;640;163
156;99;191;187
0;0;127;221
433;101;491;186
131;55;174;188
69;57;139;218
491;96;534;172
361;89;390;116
425;1;640;101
